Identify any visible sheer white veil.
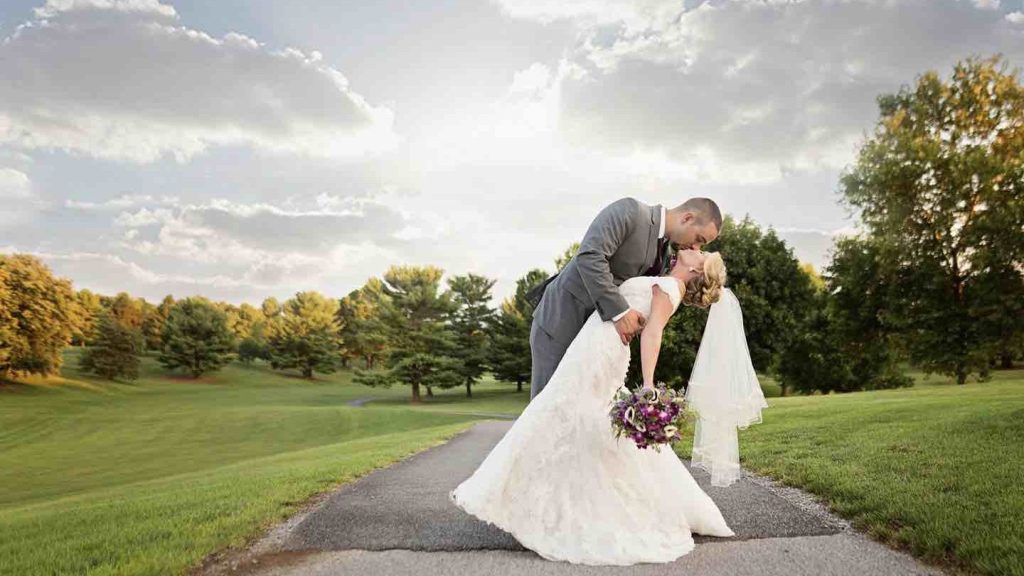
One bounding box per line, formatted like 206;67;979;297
683;288;769;487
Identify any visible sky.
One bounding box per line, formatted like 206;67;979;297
2;0;1023;305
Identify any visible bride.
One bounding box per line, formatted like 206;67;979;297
449;249;768;566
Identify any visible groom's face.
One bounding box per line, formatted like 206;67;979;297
673;213;719;251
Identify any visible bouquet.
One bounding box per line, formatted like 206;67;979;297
609;384;692;452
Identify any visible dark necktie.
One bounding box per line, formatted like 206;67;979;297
644;237;668;276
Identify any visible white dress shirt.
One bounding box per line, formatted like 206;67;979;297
611;205;666;322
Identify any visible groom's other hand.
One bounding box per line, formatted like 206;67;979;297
614;309;646;345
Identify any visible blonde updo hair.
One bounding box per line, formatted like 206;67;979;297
681;252;726;309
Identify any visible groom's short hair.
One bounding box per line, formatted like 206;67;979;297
680;197;722;230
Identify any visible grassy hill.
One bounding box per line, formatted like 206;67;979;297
0;349;491;576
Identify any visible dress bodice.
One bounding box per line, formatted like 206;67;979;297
618;275;683;317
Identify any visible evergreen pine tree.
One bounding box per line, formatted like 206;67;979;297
79;313;142;380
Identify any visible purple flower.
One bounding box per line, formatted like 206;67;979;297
610;384;692;451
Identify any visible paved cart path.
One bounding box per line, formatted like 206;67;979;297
201;420;943;576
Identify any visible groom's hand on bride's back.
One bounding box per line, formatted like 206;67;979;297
613;310;646;345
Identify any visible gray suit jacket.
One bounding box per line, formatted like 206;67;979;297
532;197;663;345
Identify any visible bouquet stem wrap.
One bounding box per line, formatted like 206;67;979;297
683;288;768;487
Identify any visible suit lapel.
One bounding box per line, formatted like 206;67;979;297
641;203;662;274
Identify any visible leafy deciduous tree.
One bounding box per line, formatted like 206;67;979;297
840;55;1024;383
624;216;816;395
0;254;83;379
73;289;103;347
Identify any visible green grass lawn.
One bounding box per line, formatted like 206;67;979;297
0;350;483;576
683;368;1024;576
3;348;1020;576
367;373;532;415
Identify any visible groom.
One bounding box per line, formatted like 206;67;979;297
526;197;722;400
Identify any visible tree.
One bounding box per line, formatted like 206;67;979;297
447;273;496;397
490;269;547;392
158;297;234;378
337;279;391;369
0;265;14;374
555;242;580;271
265;291;342;378
0;254;82;379
79;312;142;380
840;55;1024;383
237;337;266;363
236;303;265;340
800;263;825;292
104;292;145;332
72;289;103;346
976;257;1024;369
355;265;461;403
216;301;257;338
139;300;163;351
777;238;917;395
261;297;281;319
624;216;815;394
234;303;269;363
776;292;856;395
825;237;913;390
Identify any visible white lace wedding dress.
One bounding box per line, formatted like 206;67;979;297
449;275;735;566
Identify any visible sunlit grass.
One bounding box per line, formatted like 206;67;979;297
0;350;478;575
674;369;1024;576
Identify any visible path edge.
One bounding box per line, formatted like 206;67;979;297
189;421;483;576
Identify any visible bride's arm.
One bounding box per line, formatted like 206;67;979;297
640;285;675;389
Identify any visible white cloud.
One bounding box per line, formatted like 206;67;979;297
0;0;397;163
493;0;675;32
65;194;180;210
34;0;178;19
0;168;43;228
7;0;1020;305
25;249;249;287
0;246;290;302
495;0;1024;183
1;190;408;301
0;168;32;199
112;195;408;264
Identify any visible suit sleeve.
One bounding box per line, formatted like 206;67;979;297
576;197;637;321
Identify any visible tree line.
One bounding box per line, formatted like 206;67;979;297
0;216;821;400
